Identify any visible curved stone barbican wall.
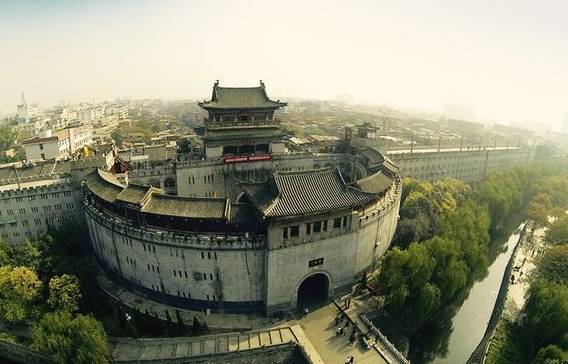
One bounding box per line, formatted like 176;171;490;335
84;199;266;313
354;179;402;274
84;149;402;316
264;178;402;314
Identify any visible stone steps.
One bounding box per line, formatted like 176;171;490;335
112;326;298;361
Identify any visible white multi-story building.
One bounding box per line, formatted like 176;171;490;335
106;104;129;120
0;178;81;242
387;146;535;182
22;124;93;161
0;153;114;244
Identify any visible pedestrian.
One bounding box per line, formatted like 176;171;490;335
336;326;342;336
303;307;309;318
347;299;351;308
345;355;353;364
349;331;356;345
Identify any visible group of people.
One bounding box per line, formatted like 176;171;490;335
335;313;359;346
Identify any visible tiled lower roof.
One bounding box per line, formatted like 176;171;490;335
141;194;228;220
360;146;384;165
85;169;124;203
85;169;229;220
242;168;376;217
116;183;160;205
382;157;399;176
355;171;394;194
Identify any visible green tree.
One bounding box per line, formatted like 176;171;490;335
405;243;436;291
0;331;17;344
17;242;42;271
546;216;568;245
429;179;471;218
392;213;432;248
425;237;468;301
536;175;568;210
440;199;490;279
35;225;93;284
0;240;16;266
527;193;553;228
32;311;110;364
0;266;42;322
0;124;19;151
415;283;441;323
532;344;568;364
379;248;411;312
524;280;568;351
48;274;82;313
474;171;523;232
536;245;568;283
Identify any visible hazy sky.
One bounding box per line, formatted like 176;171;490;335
1;0;567;128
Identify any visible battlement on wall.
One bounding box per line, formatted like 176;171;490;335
0;178;75;197
84;200;266;251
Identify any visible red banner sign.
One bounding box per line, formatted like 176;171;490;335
223;154;271;164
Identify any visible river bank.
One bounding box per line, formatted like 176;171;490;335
399;220;527;364
465;221;531;364
482;223;548;364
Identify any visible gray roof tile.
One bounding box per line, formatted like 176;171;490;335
199;83;286;110
141;195;228;220
85;169;124;203
242;168;376;217
355;171;394;194
85;169;229;220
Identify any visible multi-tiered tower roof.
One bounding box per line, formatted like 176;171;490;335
198;81;287;160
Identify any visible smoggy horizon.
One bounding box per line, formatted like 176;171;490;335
1;0;567;129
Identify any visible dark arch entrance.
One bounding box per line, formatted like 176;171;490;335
297;273;329;309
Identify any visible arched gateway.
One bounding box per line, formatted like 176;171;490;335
297;273;330;309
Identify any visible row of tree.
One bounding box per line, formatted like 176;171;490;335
0;225;110;364
0;123;25;162
378;163;567;335
515;211;568;363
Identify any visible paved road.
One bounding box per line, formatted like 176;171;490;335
504;226;544;320
300;304;388;364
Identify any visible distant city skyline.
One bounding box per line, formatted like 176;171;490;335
1;0;567;129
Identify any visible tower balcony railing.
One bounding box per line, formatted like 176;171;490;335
205;118;281;129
